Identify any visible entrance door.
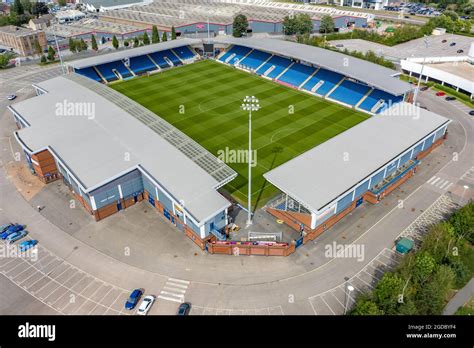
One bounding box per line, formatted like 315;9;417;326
117;201;122;211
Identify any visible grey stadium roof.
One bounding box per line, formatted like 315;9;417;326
11;74;236;224
67;38;201;69
214;37;412;96
263;102;450;213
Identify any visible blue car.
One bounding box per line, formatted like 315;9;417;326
0;224;24;240
19;240;38;252
0;223;13;234
6;230;28;243
125;289;143;310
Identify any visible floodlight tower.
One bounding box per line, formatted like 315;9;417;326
241;96;260;226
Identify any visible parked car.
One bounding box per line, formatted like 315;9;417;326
6;94;16;100
6;230;28;244
420;86;429;91
445;96;456;101
125;289;143;310
335;44;344;48
136;295;155;315
457;49;464;54
1;224;24;239
0;223;13;234
450;42;456;46
435;91;446;97
177;302;191;315
19;240;38;252
441;39;447;43
469;110;474;116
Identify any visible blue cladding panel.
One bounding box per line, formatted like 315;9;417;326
121;176;143;198
157;187;173;211
336;191;354;214
142;176;157;199
370;170;385;188
186;218;200;235
400;151;412;166
386;160;398;176
423;133;435;150
354;179;370;198
93;187;120;209
205;210;227;233
412;142;424;158
435;126;446;140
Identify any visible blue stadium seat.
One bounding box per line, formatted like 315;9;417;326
218;45;252;64
239;49;271;70
328;79;370;106
173;46;195;60
75;67;103;82
358;89;404;113
277;63;316;87
150;49;182;67
95;60;133;82
255;55;292;79
129;55;157;74
302;68;344;96
166;49;183;66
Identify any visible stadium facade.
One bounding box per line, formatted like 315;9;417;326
9;37;451;255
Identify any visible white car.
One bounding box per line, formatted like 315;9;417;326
6;94;16;100
136;295;155;315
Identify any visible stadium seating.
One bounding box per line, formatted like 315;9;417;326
75;67;103;82
328;79;371;106
149;51;172;68
256;55;292;79
129;55;157;74
239;49;272;70
95;61;133;82
302;68;344;96
218;45;252;64
173;46;196;60
277;63;316;87
358;89;404;113
164;49;183;66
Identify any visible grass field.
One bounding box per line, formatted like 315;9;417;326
111;59;369;208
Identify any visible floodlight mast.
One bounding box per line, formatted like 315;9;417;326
241;96;260;226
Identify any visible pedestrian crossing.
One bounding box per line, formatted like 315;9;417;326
157;278;189;303
460;167;474;183
426;175;454;191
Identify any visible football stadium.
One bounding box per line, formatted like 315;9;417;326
9;37;451;256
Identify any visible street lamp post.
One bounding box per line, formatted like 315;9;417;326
460;185;469;205
344;284;354;315
241;96;260;226
413;35;429;105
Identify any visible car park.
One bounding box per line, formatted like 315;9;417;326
1;224;24;239
136;295;155;315
19;240;38;252
6;230;28;244
125;289;143;310
6;94;16;100
177;302;191;315
445;96;456;101
435;91;446;97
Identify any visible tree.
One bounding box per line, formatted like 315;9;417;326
91;34;98;51
0;53;12;68
320;15;335;34
151;25;159;44
142;31;150;45
79;38;87;51
133;37;139;47
413;252;436;284
33;39;42;56
283;15;298;35
47;45;55;61
124;40;129;47
12;0;24;15
40;55;47;64
20;0;32;14
112;35;119;50
372;273;404;314
69;38;76;53
57;0;67;6
161;31;167;42
415;265;454;315
351;296;383;315
443;10;459;21
232;14;248;37
171;26;176;40
31;2;48;16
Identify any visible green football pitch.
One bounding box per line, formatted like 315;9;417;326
111;59;369;208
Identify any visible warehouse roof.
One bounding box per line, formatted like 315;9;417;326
264;102;450;213
214;37;412;96
10;74;235;225
67;38;201;69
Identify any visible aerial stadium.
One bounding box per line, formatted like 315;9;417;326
8;37;450;256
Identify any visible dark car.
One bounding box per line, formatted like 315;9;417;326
177;302;191;315
420;86;429;91
0;223;13;234
441;39;447;43
1;224;24;240
450;42;456;46
457;49;464;54
124;289;143;310
469;110;474;116
445;96;456;101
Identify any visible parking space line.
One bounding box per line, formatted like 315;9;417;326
12;265;33;281
355;275;374;289
320;296;336;315
89;287;114;315
330;291;345;308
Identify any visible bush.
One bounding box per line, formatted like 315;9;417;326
351;296;383;315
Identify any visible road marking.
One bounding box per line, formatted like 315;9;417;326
157;278;189;303
320;296;335;315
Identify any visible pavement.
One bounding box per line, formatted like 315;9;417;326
443;279;474;315
0;64;473;315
